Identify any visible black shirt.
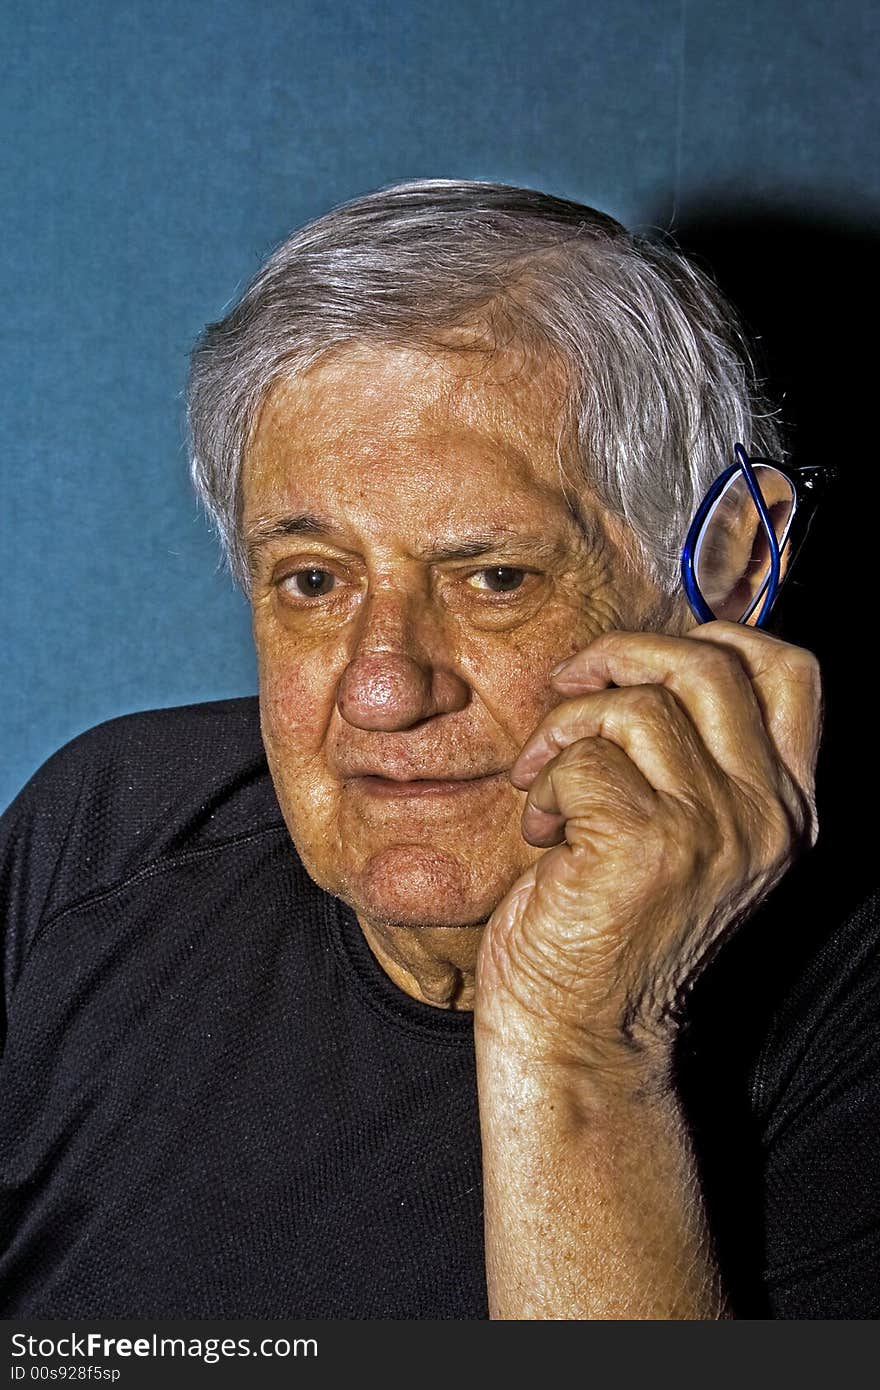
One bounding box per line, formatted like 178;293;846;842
1;698;878;1318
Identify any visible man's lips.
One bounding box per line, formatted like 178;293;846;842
347;771;509;798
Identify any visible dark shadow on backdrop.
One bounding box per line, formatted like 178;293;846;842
667;199;878;901
657;200;880;1315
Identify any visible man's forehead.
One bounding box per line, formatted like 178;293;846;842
248;339;569;464
242;340;600;559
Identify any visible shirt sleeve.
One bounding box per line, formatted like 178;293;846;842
0;744;90;1048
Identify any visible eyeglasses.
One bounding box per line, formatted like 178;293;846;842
680;444;838;628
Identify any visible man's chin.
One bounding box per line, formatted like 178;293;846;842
342;843;508;930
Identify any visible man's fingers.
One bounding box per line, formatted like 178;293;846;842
511;684;722;802
685;622;824;792
547;625;813;796
520;734;659;847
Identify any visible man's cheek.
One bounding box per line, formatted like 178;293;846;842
257;649;337;763
474;662;566;753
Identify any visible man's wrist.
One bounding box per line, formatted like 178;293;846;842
473;1003;677;1113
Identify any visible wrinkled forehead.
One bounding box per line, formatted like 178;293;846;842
243;338;573;496
238;340;643;580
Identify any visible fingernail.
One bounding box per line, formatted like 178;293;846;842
549;658;571;677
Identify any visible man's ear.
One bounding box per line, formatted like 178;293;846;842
696;488;792;626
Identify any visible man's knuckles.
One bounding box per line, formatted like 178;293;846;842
519;740;634;847
677;639;752;692
603;682;681;725
524;734;653;811
782;644;822;691
521;727;804;885
757;778;816;863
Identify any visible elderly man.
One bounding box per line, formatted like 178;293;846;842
1;180;877;1320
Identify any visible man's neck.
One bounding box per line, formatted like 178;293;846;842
356;914;484;1010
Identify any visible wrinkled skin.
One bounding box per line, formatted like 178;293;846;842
244;339;664;1003
243;338;821;1047
482;622;821;1069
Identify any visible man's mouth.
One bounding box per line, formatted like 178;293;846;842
349;772;507;798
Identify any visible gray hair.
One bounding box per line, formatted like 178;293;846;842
187;178;782;594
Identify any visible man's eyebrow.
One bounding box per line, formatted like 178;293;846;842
245;512;337;568
416;533;571;564
245;513;585;570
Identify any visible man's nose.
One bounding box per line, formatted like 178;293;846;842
336;590;469;731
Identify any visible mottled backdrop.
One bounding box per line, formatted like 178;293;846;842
2;0;877;807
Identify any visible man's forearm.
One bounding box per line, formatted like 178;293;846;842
476;1036;731;1320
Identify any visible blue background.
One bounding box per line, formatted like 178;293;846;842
3;0;878;810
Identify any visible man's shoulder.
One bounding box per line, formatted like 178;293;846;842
15;695;272;824
0;697;284;945
44;695;267;791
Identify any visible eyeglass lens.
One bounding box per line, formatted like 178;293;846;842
694;465;797;623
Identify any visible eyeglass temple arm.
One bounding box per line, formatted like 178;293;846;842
733;443;781;629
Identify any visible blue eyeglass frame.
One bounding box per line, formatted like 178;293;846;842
680;444;838;628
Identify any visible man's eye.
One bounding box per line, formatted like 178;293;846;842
470;567;527;593
285;568;336;597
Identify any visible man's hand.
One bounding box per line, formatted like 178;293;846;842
477;619;823;1072
474;621;823;1318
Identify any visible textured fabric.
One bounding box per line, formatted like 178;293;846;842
0;697;878;1318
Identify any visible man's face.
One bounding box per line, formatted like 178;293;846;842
243;340;664;931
